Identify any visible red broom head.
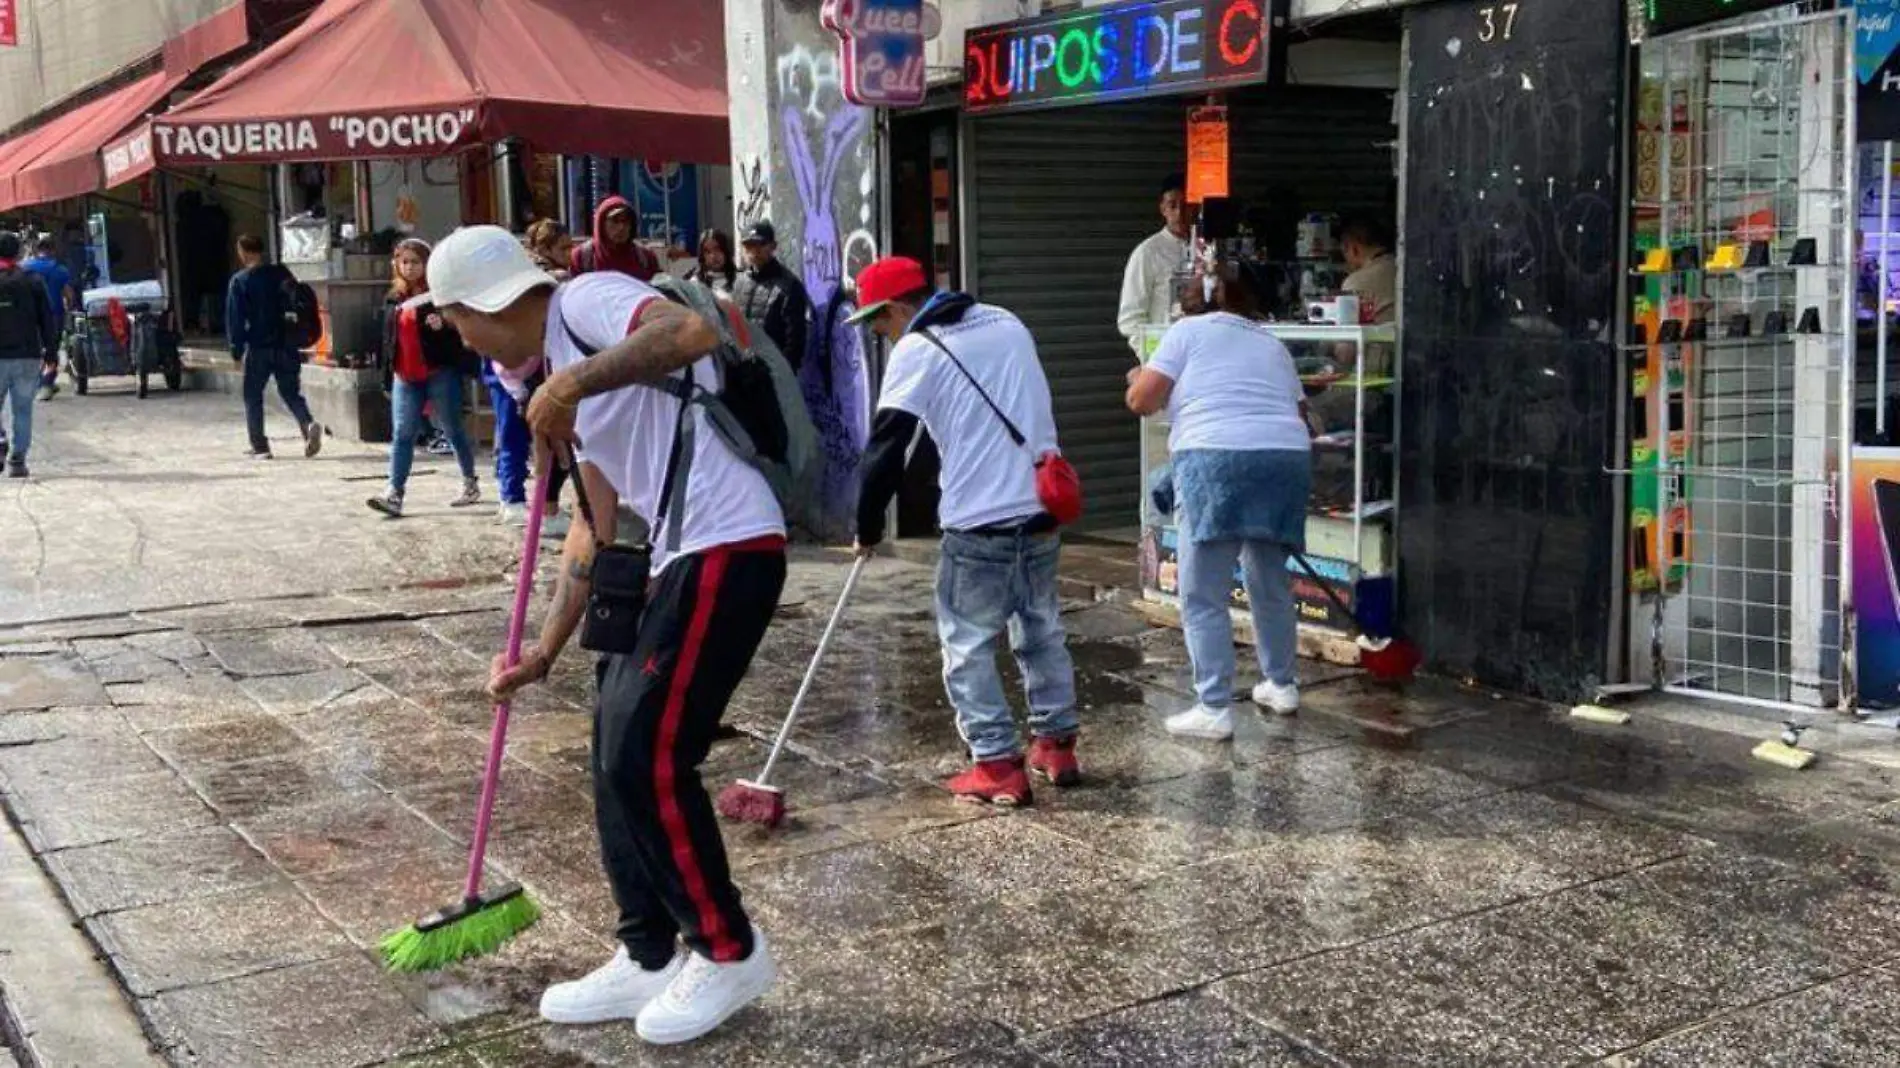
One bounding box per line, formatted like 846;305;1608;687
715;780;787;829
1360;637;1422;682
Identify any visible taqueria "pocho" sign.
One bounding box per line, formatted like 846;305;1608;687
964;0;1277;115
148;108;480;164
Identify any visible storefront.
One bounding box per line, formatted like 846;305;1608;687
1617;0;1857;713
95;0;730;438
896;0;1403;656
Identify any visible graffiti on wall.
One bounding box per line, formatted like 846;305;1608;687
774;27;878;539
737;157;771;232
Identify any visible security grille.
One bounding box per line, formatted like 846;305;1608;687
1634;9;1851;710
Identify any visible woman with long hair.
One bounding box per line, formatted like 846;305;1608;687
369;238;481;518
688;228;738;294
1126;258;1313;740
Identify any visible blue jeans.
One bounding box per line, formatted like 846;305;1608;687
389;370;475;493
488;379;529;505
487;378;567;507
936;530;1079;762
0;360;40;461
1178;537;1298;709
241;347;313;453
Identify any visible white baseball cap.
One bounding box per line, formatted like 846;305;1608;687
427;225;556;314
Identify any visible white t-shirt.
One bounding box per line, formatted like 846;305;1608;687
546;273;785;571
878;304;1059;531
1149;312;1311;454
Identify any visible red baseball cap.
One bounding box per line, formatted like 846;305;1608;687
846;256;929;325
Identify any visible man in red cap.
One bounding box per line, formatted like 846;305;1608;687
849;256;1080;806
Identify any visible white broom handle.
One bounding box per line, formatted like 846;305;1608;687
755;556;869;786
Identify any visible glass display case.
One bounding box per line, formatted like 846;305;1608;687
1137;321;1399;647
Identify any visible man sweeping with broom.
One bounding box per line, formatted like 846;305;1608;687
427;225;788;1046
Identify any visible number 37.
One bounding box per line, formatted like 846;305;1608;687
1478;2;1519;42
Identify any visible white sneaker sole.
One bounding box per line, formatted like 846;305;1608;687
635;961;777;1046
540;998;650;1026
1167;724;1235;741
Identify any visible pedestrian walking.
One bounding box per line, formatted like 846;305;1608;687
1126;258;1313;740
849;255;1082;807
22;236;74;401
482;224;574;531
435;225;785;1046
484;352;568;535
227;234;323;460
368;238;480;518
570;197;659;281
687;229;738;295
0;231;57;479
731;222;810;371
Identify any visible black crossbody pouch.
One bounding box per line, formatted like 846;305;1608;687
565;370;695;656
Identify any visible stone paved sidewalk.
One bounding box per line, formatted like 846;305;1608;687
4;392;1900;1067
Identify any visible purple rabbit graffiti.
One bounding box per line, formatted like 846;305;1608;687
783;102;874;539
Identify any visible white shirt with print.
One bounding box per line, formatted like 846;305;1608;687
877;304;1059;532
1149;312;1311;454
547;272;785;572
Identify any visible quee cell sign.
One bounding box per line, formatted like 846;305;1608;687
964;0;1273;115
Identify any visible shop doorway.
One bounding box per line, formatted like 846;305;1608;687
1626;9;1853;710
887;106;960;540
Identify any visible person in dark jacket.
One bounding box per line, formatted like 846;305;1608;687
368;238;481;518
0;231;56;479
732;221;810;371
570;196;659;281
227;234;323;460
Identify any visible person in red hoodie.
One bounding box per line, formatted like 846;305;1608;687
571;196;660;281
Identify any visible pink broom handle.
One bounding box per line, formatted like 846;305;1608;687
464;454;553;901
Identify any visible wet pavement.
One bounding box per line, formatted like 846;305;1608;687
4;392;1900;1066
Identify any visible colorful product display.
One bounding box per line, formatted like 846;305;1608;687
1853;448;1900;707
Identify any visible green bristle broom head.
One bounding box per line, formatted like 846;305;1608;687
380;884;540;973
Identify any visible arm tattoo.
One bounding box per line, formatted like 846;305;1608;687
568;305;716;399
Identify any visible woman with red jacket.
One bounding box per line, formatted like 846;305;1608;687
369;238;481;518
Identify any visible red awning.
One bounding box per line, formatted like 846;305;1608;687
0;70;188;211
148;0;729;167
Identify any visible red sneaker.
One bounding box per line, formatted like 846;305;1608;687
1027;735;1081;787
946;757;1033;807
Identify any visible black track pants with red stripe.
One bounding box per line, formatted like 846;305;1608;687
591;540;786;968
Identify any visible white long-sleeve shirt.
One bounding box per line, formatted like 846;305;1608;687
1117;228;1190;354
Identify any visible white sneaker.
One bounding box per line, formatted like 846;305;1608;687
497;503;528;526
1165;704;1235;741
541;510;572;540
1252;680;1301;715
635;932;777;1046
449;477;482;508
539;946;684;1026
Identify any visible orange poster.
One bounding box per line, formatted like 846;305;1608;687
1186;105;1229;204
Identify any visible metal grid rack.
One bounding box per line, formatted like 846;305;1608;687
1634;9;1852;710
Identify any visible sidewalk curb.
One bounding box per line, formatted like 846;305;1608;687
0;809;163;1067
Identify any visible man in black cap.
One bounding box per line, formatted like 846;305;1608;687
731;221;810;372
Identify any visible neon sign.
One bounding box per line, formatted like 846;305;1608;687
823;0;936;108
964;0;1275;115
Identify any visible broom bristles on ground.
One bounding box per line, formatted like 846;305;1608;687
716;781;786;828
380;891;541;973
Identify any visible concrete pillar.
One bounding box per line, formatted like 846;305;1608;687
724;0;882;540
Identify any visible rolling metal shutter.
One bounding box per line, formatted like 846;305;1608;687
965;86;1396;530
